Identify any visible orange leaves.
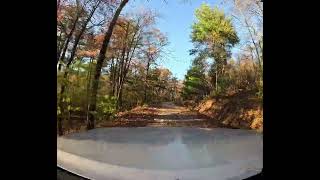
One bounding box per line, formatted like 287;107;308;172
57;4;68;23
94;33;105;46
75;32;105;58
57;13;64;22
142;29;168;60
77;50;99;58
116;16;129;26
158;68;172;80
147;46;157;54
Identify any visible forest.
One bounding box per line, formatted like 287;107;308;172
57;0;263;135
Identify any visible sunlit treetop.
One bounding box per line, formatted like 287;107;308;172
191;3;239;48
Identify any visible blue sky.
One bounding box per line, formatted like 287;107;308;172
123;0;233;80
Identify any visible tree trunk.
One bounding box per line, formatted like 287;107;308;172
116;46;126;103
66;2;100;66
87;0;129;130
144;58;151;103
215;64;218;93
86;57;93;122
109;57;114;96
58;62;63;72
57;30;63;63
58;0;85;64
112;57;119;96
57;0;61;10
57;68;69;136
116;27;140;108
115;22;130;106
57;52;82;135
58;13;81;64
118;85;123;109
59;1;102;130
243;16;262;72
58;116;63;136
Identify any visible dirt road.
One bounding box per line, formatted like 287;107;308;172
98;102;219;128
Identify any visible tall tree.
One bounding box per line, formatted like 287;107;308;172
108;15;145;109
222;0;263;95
191;3;239;94
57;0;113;136
141;28;168;103
58;0;86;65
87;0;129;130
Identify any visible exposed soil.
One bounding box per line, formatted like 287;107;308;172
194;90;263;132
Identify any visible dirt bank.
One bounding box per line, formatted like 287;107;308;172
194;91;263;132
